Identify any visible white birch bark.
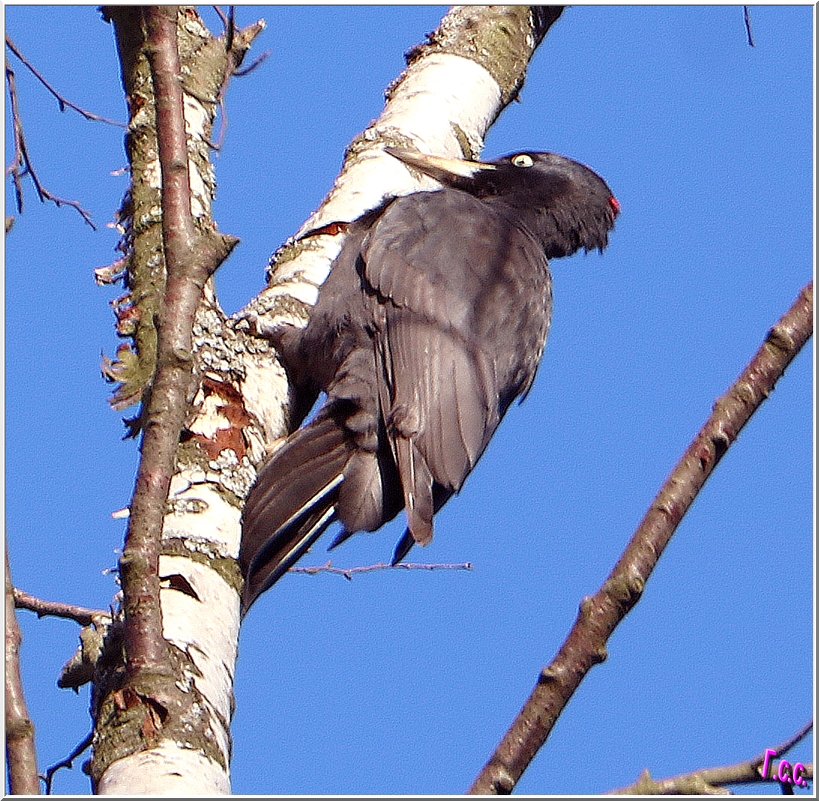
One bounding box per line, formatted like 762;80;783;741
92;8;253;794
92;6;560;794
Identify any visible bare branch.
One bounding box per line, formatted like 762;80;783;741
5;548;41;795
212;6;229;31
5;35;125;127
221;13;267;82
611;722;814;794
771;722;814;762
13;588;107;626
119;5;236;683
470;282;814;794
5;58;26;213
5;58;97;229
232;50;270;78
743;6;756;48
212;15;267;149
117;4;187;683
89;8;251;788
42;731;94;795
290;561;473;580
224;6;235;53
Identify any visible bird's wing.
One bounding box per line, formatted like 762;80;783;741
356;190;541;546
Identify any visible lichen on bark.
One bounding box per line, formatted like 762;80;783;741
103;6;227;418
89;8;261;789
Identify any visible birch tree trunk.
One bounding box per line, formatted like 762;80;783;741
82;6;564;794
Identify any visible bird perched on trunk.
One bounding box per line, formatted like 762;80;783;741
240;147;619;613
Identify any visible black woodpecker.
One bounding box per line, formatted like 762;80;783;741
240;147;619;613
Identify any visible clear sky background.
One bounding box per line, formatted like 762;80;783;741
3;5;814;796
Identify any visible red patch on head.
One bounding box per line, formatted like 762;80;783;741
609;196;621;215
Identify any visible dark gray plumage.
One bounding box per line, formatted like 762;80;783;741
240;148;619;613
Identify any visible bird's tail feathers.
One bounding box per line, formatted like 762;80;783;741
240;411;351;614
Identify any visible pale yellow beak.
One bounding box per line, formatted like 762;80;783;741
384;147;497;184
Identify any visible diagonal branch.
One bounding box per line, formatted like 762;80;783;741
5;548;41;795
5;58;26;214
610;721;813;794
5;35;125;127
470;281;813;794
743;6;756;48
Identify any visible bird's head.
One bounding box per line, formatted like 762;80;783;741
385;147;619;259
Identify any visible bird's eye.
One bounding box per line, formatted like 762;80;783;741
512;154;534;168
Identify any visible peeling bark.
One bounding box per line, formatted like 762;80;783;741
90;7;259;793
86;5;561;795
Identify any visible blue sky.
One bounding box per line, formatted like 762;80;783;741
4;5;814;795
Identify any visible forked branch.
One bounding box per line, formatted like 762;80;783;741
5;58;96;229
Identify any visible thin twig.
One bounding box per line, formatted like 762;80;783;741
212;5;229;32
743;6;756;48
771;722;814;762
13;588;106;626
5;59;97;229
469;282;814;795
42;731;93;795
6;58;26;213
232;51;270;78
610;722;813;794
290;561;473;580
225;6;235;54
5;548;41;794
212;17;267;149
5;36;125;127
